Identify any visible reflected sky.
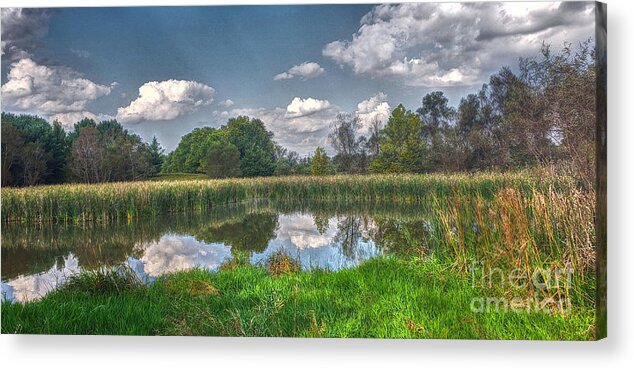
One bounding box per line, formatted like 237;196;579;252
2;254;80;303
2;203;433;303
250;214;381;270
132;234;233;279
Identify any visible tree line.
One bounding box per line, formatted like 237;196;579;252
1;115;164;186
1;41;596;187
312;41;597;187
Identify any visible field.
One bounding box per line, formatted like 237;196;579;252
1;173;597;338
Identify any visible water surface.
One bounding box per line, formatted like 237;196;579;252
2;201;435;303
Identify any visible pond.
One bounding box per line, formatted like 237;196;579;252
1;201;436;303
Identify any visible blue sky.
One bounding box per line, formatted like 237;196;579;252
1;3;596;154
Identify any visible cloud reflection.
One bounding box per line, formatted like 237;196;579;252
250;214;382;271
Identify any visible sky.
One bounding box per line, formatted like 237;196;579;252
1;2;596;155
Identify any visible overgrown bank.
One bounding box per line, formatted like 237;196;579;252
2;172;541;223
0;256;595;339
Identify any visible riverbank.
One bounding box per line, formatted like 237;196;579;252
1;255;595;339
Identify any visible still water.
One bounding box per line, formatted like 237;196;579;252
1;201;435;303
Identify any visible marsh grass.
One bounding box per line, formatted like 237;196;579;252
265;251;301;277
2;173;538;224
64;265;144;296
0;172;597;338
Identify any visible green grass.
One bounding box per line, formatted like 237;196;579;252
1;172;597;338
146;173;209;182
1;173;541;224
0;256;595;339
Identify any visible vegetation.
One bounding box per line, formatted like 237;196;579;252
2;172;540;224
1;256;594;339
310;147;330;176
1;115;165;186
206;141;241;178
162;116;276;177
0;42;599;339
1;43;596;187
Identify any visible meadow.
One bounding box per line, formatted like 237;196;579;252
1;172;598;338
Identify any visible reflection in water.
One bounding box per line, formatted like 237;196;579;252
2;254;80;303
251;215;382;271
2;201;437;303
132;234;233;279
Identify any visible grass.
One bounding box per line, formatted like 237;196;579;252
0;171;597;338
1;172;541;224
146;173;209;182
0;256;595;339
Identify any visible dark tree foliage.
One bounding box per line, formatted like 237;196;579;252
163;116;277;178
225;116;276;177
148;136;165;176
68;120;154;183
206;141;241;179
1;113;68;186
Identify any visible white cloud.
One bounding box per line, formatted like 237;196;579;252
355;93;391;134
217;97;341;155
285;97;331;118
323;2;595;87
116;79;215;124
49;111;115;128
1;58;114;119
219;99;234;107
274;61;325;81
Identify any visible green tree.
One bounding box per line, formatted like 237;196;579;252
310;147;329;176
1;123;25;186
417;91;457;171
162;127;223;173
329;113;367;173
1;113;69;186
370;105;428;173
148;136;165;176
225;116;276;177
206;141;241;178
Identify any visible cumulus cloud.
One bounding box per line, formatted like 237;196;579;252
219;99;234;107
285;97;331;118
116;79;215;124
323;2;595;87
355;93;391;134
1;58;114;123
1;8;51;60
274;62;325;81
49;111;115;128
216;96;341;155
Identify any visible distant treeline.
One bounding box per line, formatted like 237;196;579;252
1;42;596;187
1;115;164;186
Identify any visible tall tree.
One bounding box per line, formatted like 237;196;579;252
1;123;25;186
206;141;242;178
310;147;330;176
370;105;428;173
70;126;104;183
329;113;368;174
225;116;276;177
417;91;456;171
148;136;165;176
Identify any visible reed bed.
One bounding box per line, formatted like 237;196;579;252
2;173;537;224
2;172;595;282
